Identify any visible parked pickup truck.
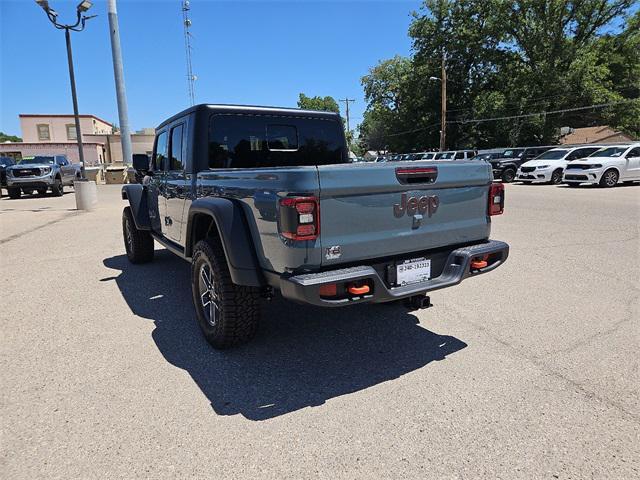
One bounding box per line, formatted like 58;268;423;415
122;104;509;349
5;155;80;198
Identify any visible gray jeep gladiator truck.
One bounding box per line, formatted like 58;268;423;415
122;104;509;349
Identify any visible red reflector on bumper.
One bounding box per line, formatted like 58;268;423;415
319;283;337;297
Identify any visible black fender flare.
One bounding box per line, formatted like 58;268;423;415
186;197;264;287
121;184;151;230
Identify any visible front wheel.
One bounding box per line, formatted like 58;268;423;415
191;238;261;349
501;169;516;183
122;206;154;263
51;177;64;196
550;169;563;185
599;169;619;188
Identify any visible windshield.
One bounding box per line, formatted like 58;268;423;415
435;152;454;160
534;149;569;160
501;149;523;158
19;156;55;165
590;146;627;158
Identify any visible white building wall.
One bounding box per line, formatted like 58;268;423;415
20;115;113;143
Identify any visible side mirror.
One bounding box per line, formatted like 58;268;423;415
132;154;151;172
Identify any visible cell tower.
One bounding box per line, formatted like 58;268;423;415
182;0;196;105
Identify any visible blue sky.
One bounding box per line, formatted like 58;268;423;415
0;0;421;136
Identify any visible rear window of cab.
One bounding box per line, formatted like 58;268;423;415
208;114;347;168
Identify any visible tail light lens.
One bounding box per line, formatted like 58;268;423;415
279;196;320;241
488;183;504;216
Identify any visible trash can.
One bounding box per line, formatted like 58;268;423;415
84;167;102;184
105;167;126;184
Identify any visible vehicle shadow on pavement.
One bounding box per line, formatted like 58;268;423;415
103;250;467;421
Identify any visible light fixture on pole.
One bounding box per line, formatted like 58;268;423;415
34;0;98;210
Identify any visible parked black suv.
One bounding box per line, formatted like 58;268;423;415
490;146;553;182
0;156;16;190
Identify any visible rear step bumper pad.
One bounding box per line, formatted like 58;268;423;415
280;240;509;307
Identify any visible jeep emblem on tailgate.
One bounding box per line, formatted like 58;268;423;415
393;193;439;218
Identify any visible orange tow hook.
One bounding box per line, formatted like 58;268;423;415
470;255;488;269
348;284;370;295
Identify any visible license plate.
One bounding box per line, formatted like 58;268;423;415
396;257;431;286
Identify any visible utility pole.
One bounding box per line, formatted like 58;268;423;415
439;56;447;151
107;0;133;165
339;98;355;133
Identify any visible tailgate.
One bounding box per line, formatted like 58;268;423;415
317;161;492;266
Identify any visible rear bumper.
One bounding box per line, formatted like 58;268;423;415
280;240;509;307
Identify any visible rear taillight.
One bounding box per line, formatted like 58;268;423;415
279;196;320;241
488;183;504;216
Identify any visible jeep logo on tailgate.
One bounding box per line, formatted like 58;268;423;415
393;193;439;218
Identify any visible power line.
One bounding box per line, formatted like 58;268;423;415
382;99;638;138
445;85;639;116
386;122;441;137
448;99;639;124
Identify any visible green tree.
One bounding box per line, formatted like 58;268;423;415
360;0;638;151
0;131;22;142
297;93;340;113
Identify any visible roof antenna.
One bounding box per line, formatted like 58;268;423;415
182;0;196;106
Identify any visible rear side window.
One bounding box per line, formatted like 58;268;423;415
627;147;640;157
454;152;465;159
154;131;168;171
208;114;346;168
169;124;184;171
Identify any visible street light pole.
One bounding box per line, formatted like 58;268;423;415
64;27;86;179
34;0;95;179
440;57;447;152
429;62;447;152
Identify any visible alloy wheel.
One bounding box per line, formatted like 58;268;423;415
604;170;618;187
198;262;220;327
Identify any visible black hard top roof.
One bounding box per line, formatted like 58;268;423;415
157;104;342;129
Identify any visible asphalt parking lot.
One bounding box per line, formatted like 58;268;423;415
1;183;638;479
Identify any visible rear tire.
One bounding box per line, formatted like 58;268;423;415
566;183;581;188
550;169;563;185
51;177;64;196
599;169;619;188
122;206;154;264
501;168;516;183
8;188;20;199
191;237;261;349
37;188;47;196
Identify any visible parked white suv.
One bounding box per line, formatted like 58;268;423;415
434;150;477;161
563;143;640;187
516;145;603;184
